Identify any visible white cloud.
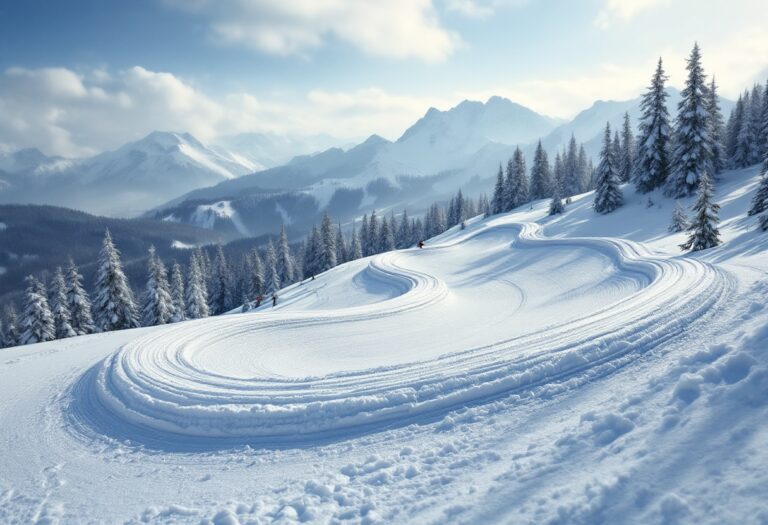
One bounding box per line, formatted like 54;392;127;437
595;0;669;29
163;0;459;62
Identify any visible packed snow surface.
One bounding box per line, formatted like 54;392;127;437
2;166;768;524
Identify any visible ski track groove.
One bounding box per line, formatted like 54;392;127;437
66;220;734;447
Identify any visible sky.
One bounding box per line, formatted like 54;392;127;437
0;0;766;157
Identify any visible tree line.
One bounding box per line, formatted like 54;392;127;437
0;191;491;348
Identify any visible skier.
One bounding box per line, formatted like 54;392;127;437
272;293;278;307
417;240;425;249
255;294;262;308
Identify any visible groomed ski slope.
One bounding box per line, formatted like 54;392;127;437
2;165;768;524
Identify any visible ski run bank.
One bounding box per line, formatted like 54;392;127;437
1;165;768;524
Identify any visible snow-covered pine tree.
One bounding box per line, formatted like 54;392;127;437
502;157;516;212
668;201;690;232
531;140;552;199
141;246;175;326
20;276;55;345
319;212;337;270
447;197;457;228
612;130;622;179
378;215;395;252
292;244;304;280
510;147;529;208
705;77;727;175
746;84;764;165
276;224;295;286
349;224;363;260
549;174;565;216
65;258;94;335
209;245;233;315
2;306;20;348
666;44;711;197
728;94;746;166
50;267;76;339
397;211;410;248
170;262;186;322
367;210;379;256
303;225;320;278
748;151;768;216
359;215;369;257
250;250;264;295
619;112;635;183
634;58;672;193
553;151;564;195
185;255;210;319
760;83;768;160
454;190;466;226
593;122;624;214
335;223;347;264
491;164;505;214
388;214;398;247
93;230;138;332
680;171;721;251
563;135;580;196
264;240;280;293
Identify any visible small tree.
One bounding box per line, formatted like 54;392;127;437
668;201;689;232
264;240;280;294
2;307;20;348
93;230;139;332
185;255;209;319
549;177;565;216
65;259;94;335
593;122;624;214
141;246;175;327
50;267;76;339
20;276;56;345
170;262;186;322
680;171;721;251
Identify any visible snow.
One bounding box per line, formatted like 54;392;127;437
171;240;196;250
192;201;250;236
0;221;6;230
2;165;768;523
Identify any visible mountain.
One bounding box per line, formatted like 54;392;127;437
0;132;255;217
150;97;561;236
212;132;351;171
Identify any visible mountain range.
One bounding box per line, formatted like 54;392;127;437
0;91;735;237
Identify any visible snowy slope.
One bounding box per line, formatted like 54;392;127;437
1;166;768;523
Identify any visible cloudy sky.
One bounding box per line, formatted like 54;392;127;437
0;0;766;157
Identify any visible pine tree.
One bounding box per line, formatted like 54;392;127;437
396;210;411;248
491;164;505;214
20;276;55;345
510;147;529;208
454;190;466;226
746;84;764;165
349;223;363;260
335;223;347;264
303;225;321;278
728;94;746;166
760;83;768;160
141;246;175;326
170;262;186;322
319;212;337;270
666;44;711;197
705;77;727;175
367;210;379;256
680;171;721;251
619;112;635;183
2;306;20;348
593;123;624;214
50;267;76;339
359;214;369;257
378;215;395;252
563;135;580;196
668;201;690;232
65;258;94;335
93;230;138;332
264;240;280;293
208;245;233;315
250;250;264;295
502;158;515;211
634;58;672;193
553;151;564;194
749;152;768;216
276;224;295;286
185;255;209;319
549;176;565;215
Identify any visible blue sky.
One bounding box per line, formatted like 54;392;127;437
0;0;766;156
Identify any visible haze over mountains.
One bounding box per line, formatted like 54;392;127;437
0;90;734;234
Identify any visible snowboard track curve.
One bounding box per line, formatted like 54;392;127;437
66;221;734;449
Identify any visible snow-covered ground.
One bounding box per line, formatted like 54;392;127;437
2;166;768;524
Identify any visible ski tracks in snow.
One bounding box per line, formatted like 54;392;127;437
69;219;735;447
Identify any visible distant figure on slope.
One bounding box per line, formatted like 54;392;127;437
418;240;425;249
255;294;262;308
272;293;278;307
